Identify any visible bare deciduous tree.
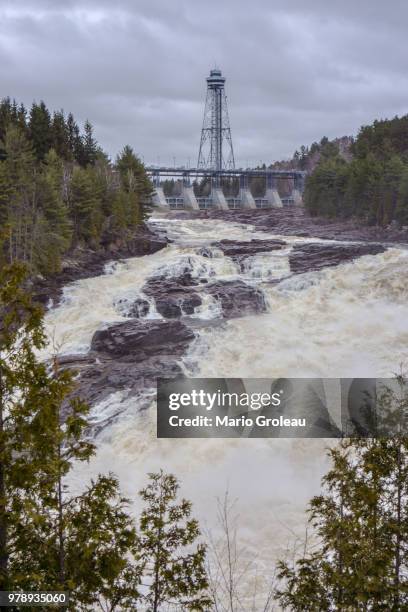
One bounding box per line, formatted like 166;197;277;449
205;491;276;612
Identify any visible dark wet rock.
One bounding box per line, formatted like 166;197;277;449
205;280;266;317
214;238;286;258
143;266;266;319
195;207;408;244
114;296;150;318
31;223;168;307
91;319;194;358
142;273;202;318
58;281;266;414
59;319;196;413
154;292;202;318
289;242;386;274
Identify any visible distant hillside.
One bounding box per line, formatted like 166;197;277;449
302;115;408;226
270;135;354;173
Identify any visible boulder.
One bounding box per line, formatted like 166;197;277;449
214;238;286;258
58;318;196;418
289;242;386;274
142;274;202;318
205;280;266;317
114;296;150;318
91;318;195;359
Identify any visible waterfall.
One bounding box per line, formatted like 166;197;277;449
42;216;408;604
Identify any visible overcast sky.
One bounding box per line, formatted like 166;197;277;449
1;0;408;167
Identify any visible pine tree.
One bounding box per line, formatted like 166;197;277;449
29;101;52;161
276;377;408;610
0;265;144;608
33;148;72;273
0;262;56;588
68;166;102;245
81;120;98;166
0;160;12;259
139;471;210;611
1;125;38;265
66;112;83;163
92;153;117;219
16;103;28;133
64;475;143;610
111;190;129;232
51;110;71;160
396;169;408;227
116;145;153;217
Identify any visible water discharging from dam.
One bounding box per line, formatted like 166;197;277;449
42;216;408;605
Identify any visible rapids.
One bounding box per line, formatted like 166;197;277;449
43;216;408;605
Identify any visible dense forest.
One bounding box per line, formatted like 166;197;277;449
0;98;153;276
302;115;408;226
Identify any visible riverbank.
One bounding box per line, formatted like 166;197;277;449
30;223;168;307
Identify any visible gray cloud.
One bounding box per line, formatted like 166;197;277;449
1;0;408;165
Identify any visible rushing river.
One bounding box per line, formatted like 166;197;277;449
42;215;408;605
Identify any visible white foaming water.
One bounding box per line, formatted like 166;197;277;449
44;217;408;605
239;248;292;280
192;248;408;379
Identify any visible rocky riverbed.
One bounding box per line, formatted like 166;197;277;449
49;214;397;420
194;207;408;243
43;214;408;590
32;207;407;310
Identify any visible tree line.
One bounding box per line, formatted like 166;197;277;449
0;98;153;277
1;263;408;609
303;115;408;226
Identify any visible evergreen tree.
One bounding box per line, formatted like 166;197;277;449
0;265;143;608
0;160;12;258
304;156;348;218
1;125;37;265
68;166;102;245
139;471;210;611
16;103;28;133
51;110;71;160
65;475;142;610
81;120;98;166
111;190;130;232
0;98;13;144
66;112;83;163
116;145;153;211
396;169;408;227
276;378;408;610
0;262;57;588
29;101;52;161
33;149;72;274
93;153;117;219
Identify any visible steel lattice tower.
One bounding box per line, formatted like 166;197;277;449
197;68;235;171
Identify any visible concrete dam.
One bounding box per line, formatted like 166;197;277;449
147;167;306;211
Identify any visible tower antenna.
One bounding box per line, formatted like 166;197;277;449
197;68;235;171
